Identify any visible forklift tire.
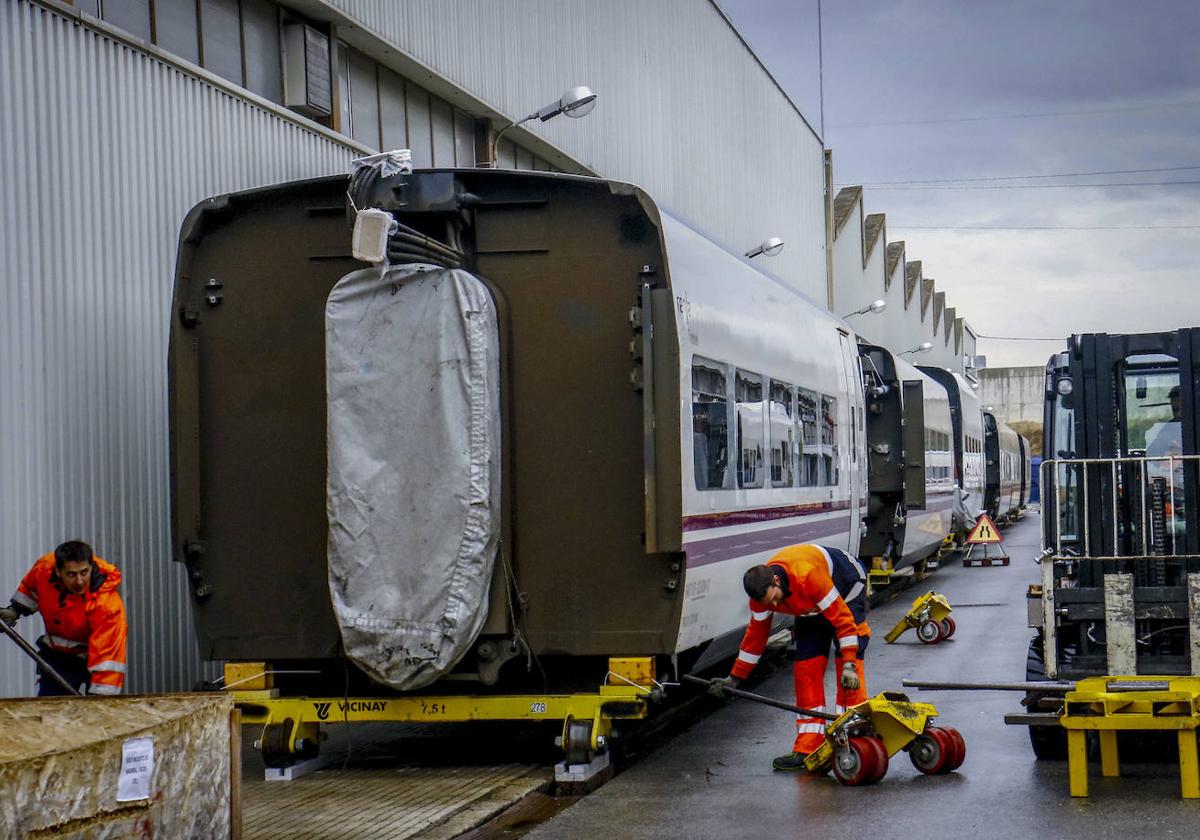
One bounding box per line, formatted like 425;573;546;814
1025;635;1068;760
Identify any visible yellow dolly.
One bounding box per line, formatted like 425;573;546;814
690;677;965;785
884;591;955;644
1062;676;1200;799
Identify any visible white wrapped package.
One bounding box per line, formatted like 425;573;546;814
326;264;501;690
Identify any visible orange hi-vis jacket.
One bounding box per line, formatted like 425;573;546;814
10;552;128;695
730;544;868;681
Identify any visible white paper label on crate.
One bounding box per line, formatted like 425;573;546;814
116;736;154;801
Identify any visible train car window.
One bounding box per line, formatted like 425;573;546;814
768;382;794;487
692;361;730;490
797;389;820;486
736;371;765;489
821;395;838;486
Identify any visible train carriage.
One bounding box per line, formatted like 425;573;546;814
917;367;986;535
168;166;867;764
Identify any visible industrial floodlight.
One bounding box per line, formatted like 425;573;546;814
487;85;598;167
745;237;785;259
844;299;887;318
899;342;934;356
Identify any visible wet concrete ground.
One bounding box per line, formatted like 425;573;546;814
526;509;1200;840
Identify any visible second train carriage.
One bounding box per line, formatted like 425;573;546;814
857;345;956;582
918;366;986;535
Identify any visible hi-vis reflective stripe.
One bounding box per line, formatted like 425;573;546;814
737;650;761;665
837;633;859;648
751;609;771;621
844;581;865;603
12;591;37;611
795;722;826;734
89;683;120;695
42;634;87;654
89;660;126;674
817;587;839;611
814;545;835;576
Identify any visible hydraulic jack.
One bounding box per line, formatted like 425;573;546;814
685;676;965;785
884;590;955;644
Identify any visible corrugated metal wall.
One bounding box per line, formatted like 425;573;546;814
327;0;829;302
0;0;362;696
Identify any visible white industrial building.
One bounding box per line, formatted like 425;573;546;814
0;0;976;694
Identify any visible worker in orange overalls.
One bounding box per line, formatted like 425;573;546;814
0;540;127;696
711;543;870;770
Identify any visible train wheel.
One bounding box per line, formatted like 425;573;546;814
865;735;890;783
833;737;883;786
908;728;950;775
942;727;966;770
940;617;957;639
917;620;941;644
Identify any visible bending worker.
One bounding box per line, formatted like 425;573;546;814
0;540;127;696
712;543;869;770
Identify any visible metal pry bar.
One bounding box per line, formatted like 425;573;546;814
682;674;839;720
903;679;1077;692
0;620;83;696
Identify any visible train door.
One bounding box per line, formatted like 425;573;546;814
838;331;866;554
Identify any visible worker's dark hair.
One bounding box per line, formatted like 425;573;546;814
1170;385;1181;398
54;540;94;568
743;565;775;601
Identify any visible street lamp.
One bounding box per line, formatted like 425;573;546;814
745;237;785;259
488;86;597;167
899;342;933;356
843;299;886;318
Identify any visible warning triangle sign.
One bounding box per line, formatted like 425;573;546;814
966;513;1003;544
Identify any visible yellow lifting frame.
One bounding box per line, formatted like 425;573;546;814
231;673;655;759
1060;675;1200;799
884;591;953;644
803;692;940;772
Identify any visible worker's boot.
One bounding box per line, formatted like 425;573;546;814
772;750;828;773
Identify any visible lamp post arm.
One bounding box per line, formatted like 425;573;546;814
489;114;536;168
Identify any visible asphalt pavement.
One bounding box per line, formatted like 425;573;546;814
526;509;1200;840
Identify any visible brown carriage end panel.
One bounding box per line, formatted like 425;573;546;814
471;182;678;655
172;178;351;660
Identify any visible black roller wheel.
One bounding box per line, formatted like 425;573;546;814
260;719;296;768
561;716;594;766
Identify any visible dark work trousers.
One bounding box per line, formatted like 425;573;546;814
35;641;90;696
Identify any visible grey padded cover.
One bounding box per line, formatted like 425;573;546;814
326;264;501;690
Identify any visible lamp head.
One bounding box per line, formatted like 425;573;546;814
745;237;785;259
869;299;887;314
535;86;597;121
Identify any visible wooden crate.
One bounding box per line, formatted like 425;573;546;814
0;692;238;839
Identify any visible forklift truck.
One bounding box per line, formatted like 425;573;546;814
1017;329;1200;757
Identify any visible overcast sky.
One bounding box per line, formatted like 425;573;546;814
718;0;1200;367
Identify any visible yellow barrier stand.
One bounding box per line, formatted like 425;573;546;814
1060;675;1200;799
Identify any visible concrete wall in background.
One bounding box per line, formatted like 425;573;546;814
979;366;1046;426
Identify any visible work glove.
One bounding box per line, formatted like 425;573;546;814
708;675;739;698
839;661;861;691
0;605;18;627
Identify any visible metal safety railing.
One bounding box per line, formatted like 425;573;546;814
1040;454;1200;561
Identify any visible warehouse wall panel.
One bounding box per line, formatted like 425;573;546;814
0;0;363;696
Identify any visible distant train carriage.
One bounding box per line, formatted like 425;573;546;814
983;412;1023;521
168;166;868;763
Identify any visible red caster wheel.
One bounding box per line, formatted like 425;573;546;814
917;620;941;644
833;736;885;786
908;727;952;774
941;726;966;770
864;735;890;783
940;617;957;639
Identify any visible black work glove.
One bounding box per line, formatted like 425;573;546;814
708;675;739;698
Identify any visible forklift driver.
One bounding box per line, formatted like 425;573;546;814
1146;385;1184;487
710;543;870;770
